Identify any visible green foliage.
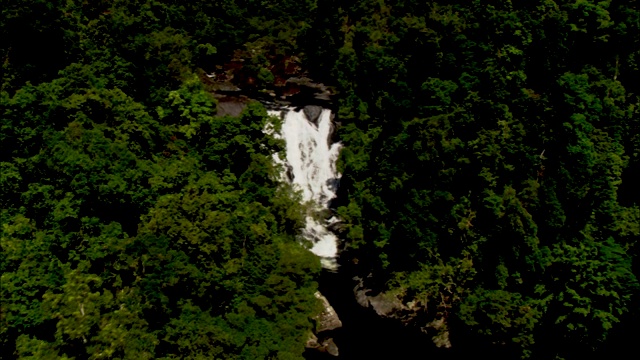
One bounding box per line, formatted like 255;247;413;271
2;0;639;359
330;0;640;358
1;2;323;358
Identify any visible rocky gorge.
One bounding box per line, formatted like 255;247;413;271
205;56;448;359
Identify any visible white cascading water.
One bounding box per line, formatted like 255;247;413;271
267;107;342;270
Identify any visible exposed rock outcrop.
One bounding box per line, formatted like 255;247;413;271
303;105;323;126
306;334;339;357
306;291;342;357
353;276;452;349
315;291;343;333
203;55;335;109
215;96;248;117
286;77;333;101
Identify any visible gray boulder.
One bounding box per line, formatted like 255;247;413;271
315;291;343;332
303;105;323;126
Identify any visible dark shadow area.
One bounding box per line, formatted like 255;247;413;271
306;269;518;360
618;161;640;207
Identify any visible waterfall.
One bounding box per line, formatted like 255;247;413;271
268;107;342;270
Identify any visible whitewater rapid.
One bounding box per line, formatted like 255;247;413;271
267;107;342;270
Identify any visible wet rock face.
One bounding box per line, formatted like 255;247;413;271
303;105;323;126
285;163;294;182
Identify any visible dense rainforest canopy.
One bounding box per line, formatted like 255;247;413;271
1;1;639;359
